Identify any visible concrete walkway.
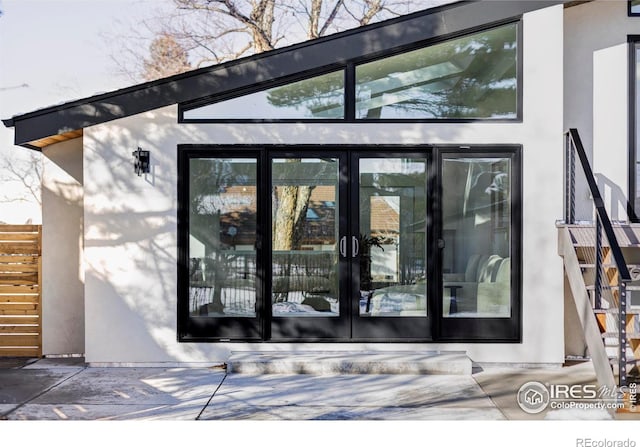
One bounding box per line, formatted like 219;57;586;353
0;357;633;421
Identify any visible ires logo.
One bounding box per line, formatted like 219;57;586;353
549;384;598;400
517;381;625;414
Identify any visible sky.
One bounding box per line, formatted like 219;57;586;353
0;0;173;223
0;0;171;116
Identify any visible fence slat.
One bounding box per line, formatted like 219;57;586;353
0;264;39;273
0;225;40;233
0;309;38;315
0;347;40;356
0;256;39;264
0;243;40;254
0;325;39;333
0;302;39;311
0;334;40;346
0;234;40;242
0;278;39;286
0;272;38;281
0;296;40;303
0;316;39;324
0;285;39;294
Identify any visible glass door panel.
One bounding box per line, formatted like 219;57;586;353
358;157;428;317
269;154;349;340
351;153;432;340
271;158;340;316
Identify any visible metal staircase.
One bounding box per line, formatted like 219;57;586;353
559;129;639;413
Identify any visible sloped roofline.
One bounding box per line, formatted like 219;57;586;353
3;0;566;149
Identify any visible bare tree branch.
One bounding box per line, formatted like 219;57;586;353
0;150;42;206
318;0;345;36
108;0;435;82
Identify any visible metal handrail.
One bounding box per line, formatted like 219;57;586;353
565;129;632;281
565;128;630;387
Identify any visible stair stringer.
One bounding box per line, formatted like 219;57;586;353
559;226;617;390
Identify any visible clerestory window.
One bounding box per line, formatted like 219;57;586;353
180;22;520;122
182;70;345;120
355;23;519;120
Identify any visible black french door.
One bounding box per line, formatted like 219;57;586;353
269;150;433;340
178;145;520;342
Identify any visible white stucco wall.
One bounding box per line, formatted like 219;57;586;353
42;138;84;355
564;0;638;222
82;5;565;365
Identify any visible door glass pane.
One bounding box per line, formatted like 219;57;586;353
183;70;345;120
271;158;340;316
359;158;428;317
355;23;518;119
442;157;511;318
636;44;640;215
188;158;257;317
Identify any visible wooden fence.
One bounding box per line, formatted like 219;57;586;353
0;225;42;357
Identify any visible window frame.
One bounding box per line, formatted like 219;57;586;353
177;147;266;342
629;36;640;222
434;146;523;342
178;19;523;124
177;144;522;343
629;0;640;17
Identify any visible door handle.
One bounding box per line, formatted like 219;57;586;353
352;236;359;257
340;236;347;257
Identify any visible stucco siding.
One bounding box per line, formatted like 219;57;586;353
42;138;84;355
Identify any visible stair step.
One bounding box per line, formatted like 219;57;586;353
585;285;640;291
594;308;640;314
579;263;616;269
610;358;640;365
609;355;640;366
226;351;472;375
601;332;640;339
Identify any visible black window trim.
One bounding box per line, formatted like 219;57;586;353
179;65;348;123
434;146;523;343
178;18;523;125
177;143;523;343
629;0;640;17
629;35;640;222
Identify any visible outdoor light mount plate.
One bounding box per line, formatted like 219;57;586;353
133;147;150;176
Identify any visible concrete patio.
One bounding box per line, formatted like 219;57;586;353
0;355;628;421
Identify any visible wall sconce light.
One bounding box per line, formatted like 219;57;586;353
133;147;150;176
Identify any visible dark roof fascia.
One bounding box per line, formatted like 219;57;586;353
5;0;566;148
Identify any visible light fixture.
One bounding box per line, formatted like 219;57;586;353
132;147;150;176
